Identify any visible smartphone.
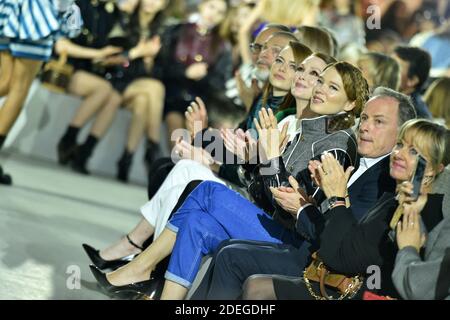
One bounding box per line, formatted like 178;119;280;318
410;154;427;200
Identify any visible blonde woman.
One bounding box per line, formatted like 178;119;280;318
424;77;450;128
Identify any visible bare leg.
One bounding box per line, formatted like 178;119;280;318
144;80;165;143
122;78;165;143
100;218;155;261
165;111;185;148
89;90;122;138
67;71;113;128
123;93;149;152
160;280;189;300
0;57;43;135
242;275;277;300
0;51;13;97
106;227;176;286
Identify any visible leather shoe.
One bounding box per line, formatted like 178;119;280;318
82;244;136;270
0;165;12;186
89;265;163;299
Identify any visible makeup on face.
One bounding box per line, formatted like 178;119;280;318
310;67;351;115
269;46;296;93
389;134;432;182
199;0;228;29
291;55;327;100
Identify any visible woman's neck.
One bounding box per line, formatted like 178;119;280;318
295;99;317;119
196;18;213;35
139;10;156;30
272;88;288;98
336;6;350;15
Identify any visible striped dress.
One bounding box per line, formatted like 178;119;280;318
0;0;82;61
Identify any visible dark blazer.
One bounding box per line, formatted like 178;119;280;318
295;155;396;243
347;156;396;221
319;193;444;298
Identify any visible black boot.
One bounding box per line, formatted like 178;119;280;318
71;135;98;175
117;150;133;183
0;135;12;186
144;139;162;171
57;126;79;165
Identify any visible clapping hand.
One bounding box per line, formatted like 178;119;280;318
254;108;289;161
185;97;208;139
221;128;257;163
270;176;314;218
308;159;323;188
314;152;353;199
173;138;214;168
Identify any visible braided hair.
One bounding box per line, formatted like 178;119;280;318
326;61;370;131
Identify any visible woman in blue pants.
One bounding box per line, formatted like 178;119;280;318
90;61;369;299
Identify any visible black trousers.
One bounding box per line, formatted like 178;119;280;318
190;239;314;300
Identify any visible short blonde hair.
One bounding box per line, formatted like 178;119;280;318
423;77;450;128
261;0;320;26
398;119;450;174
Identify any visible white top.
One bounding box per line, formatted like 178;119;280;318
347;153;390;187
277;115;299;144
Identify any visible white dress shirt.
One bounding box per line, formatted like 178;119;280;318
347;153;390;187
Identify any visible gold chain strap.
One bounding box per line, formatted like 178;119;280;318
303;269;363;300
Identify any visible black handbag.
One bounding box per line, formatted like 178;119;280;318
247;164;296;230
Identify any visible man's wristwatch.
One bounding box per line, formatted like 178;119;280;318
328;196;346;208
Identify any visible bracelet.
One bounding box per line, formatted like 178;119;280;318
330;201;346;209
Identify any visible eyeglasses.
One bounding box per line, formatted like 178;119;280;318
249;43;263;53
261;44;282;57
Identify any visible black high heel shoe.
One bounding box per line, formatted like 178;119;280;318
89;265;164;299
82;244;137;270
0;164;12;186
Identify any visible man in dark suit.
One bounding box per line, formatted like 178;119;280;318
190;87;417;300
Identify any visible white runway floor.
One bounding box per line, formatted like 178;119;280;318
0;152;148;300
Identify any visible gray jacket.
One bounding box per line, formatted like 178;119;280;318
392;216;450;300
251;114;358;229
433;167;450;219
